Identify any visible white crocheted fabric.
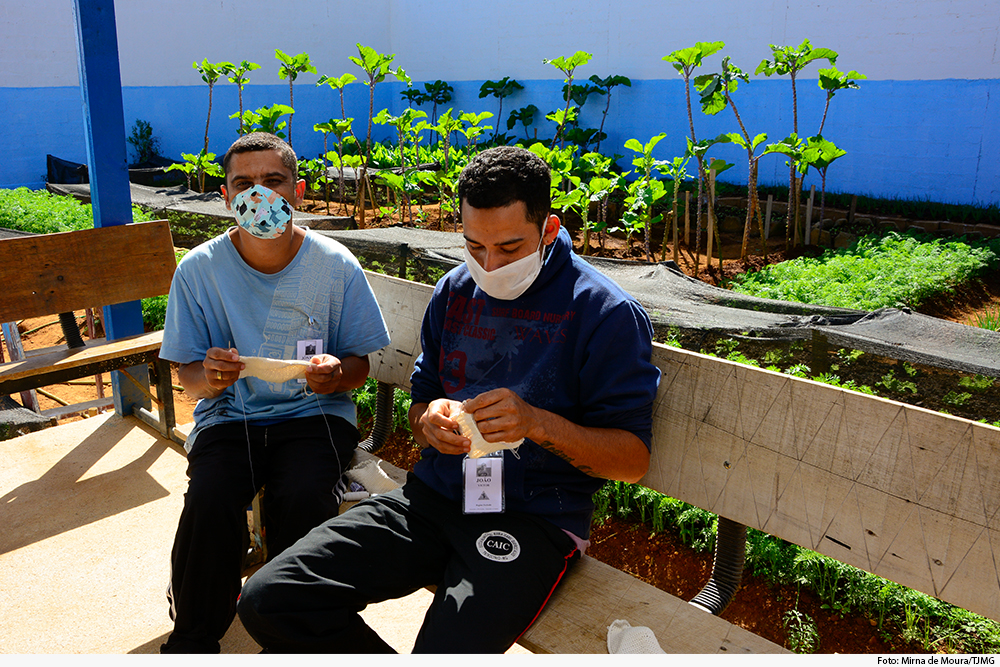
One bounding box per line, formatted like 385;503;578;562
452;409;523;459
606;619;666;654
238;356;310;383
344;459;400;495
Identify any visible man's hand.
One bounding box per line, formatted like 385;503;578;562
178;347;244;399
304;354;344;394
409;398;471;455
463;388;541;444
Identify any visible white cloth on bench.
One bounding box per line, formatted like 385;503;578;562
607;619;666;654
344;458;400;496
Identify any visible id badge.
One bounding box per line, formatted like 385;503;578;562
297;318;324;384
463;453;505;514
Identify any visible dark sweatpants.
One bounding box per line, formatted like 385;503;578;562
238;474;580;653
161;415;358;654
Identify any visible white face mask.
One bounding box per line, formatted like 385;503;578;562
463;232;545;300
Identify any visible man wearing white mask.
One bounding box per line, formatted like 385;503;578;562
237;146;660;653
158;132;390;653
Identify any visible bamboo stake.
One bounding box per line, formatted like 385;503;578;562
793;175;801;247
672;202;679;266
706;169;716;266
684;191;691;246
805;185;816;245
36;387;69;406
764;194;773;239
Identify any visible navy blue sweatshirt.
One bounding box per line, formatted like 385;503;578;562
409;227;661;538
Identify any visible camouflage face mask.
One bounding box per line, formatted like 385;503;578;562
231;184;292;240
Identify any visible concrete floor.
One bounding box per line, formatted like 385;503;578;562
0;412;528;655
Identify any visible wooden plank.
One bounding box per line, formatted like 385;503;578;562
40;396;114;420
642;344;1000;622
364;271;431;391
519;556;786;654
0;331;163;393
0;220;175;322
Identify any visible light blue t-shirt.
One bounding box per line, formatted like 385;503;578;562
160;228;390;451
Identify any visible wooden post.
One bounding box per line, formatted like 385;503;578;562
684;191;691;246
848;194;858;226
764;194;773;239
1;322;41;413
805;185;816;245
792;175;801;247
706;169;716;265
397;243;409;279
672;200;679;265
812;330;830;375
85;308;105;405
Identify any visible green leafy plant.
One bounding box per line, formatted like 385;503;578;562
373;107;429;223
314;118;354;214
971;306;1000;331
507;104;539;141
587;74;631;153
275;49;317;147
657;154;690;262
350;44;409;228
165;150;224;192
756;40;837;247
664;42;725;264
959;375;995;392
621;133;669;260
697;55;775;264
479;77;523;143
878;370;918;395
226;60;261;135
783;608;820;653
942;390;972;407
731;231;999;310
232;104;295;139
816;66;866;136
127;119;161;164
543;51;592;149
798;135;847;227
0;187;153;234
192;58;235;190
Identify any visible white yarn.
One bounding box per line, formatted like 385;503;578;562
452;409;523;459
238;356;310;383
606;619;666;654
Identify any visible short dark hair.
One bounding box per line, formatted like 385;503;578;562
222;132;298;178
458;146;551;230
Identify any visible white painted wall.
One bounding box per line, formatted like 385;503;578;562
4;0;996;88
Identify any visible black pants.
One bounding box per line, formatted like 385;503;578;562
161;415;358;654
237;474;581;653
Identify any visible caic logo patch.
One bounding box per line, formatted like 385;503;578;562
476;530;521;562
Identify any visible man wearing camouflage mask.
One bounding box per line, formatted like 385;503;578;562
158;132;389;653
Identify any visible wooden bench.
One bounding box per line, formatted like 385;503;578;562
0;220;180;442
362;269;1000;654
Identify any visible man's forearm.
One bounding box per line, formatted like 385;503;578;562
178;360;223;400
528;408;650;484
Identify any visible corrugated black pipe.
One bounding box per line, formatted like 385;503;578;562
358;380;394;453
59;312;86;349
688;517;746;615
